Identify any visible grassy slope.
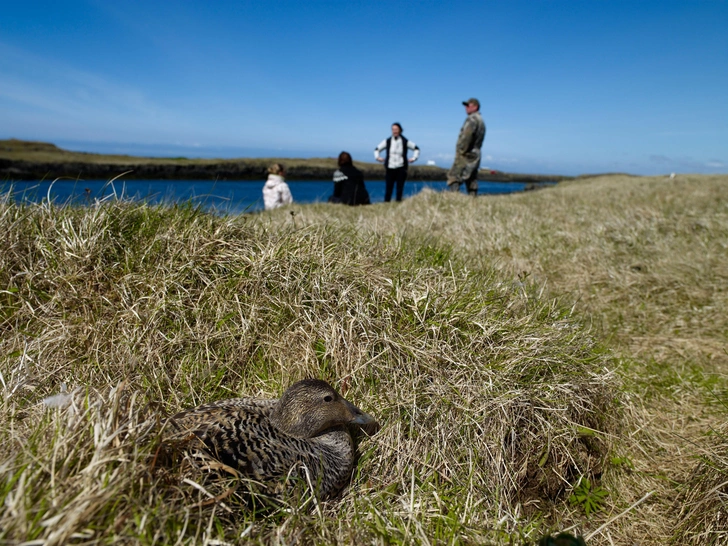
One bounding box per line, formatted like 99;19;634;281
0;174;726;544
296;174;728;543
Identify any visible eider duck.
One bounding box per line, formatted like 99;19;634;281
165;379;378;500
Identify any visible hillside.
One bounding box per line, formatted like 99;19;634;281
0;173;726;544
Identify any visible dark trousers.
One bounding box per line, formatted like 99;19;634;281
385;167;408;202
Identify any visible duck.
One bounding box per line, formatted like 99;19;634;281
164;379;379;500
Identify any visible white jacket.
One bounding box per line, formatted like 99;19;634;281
262;174;293;210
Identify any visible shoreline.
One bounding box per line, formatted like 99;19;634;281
1;138;570;183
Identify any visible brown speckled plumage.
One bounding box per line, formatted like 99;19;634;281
165;379;378;500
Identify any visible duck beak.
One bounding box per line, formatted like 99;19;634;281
343;399;380;434
351;410;377;426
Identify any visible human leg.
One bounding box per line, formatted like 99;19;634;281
394;168;407;201
384;169;396;202
447;155;466;193
466;176;478;196
452;153;480;196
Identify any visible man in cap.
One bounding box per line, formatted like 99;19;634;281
447;98;486;195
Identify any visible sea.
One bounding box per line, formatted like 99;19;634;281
0;179;530;215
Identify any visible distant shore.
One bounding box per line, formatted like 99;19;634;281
0;139;570;183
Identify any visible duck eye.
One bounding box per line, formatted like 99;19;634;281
324;395;333;402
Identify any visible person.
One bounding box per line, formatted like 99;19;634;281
447;98;486;196
373;122;420;202
330;151;371;206
262;163;293;210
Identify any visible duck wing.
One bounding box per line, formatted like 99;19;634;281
165;399;355;498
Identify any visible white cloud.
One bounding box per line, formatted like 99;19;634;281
430;152;455;162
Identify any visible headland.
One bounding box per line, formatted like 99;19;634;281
0;138;570;183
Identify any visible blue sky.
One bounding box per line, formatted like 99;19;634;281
1;1;726;175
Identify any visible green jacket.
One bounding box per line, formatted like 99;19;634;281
456;111;486;157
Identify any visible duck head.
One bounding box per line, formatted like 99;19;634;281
270;379;378;438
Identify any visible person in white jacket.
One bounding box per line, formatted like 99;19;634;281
374;123;420;202
262;163;293;210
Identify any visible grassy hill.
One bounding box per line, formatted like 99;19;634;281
0;173;725;544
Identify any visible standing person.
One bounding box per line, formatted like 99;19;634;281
330;151;371;206
447;98;486;196
374;123;420;202
262;163;293;210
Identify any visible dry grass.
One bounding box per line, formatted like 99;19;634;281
288;173;728;544
671;423;728;544
0;173;726;544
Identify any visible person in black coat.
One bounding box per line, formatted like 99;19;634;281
329;151;371;206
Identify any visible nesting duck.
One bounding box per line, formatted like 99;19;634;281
164;379;378;500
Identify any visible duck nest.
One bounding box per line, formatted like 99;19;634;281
0;199;620;542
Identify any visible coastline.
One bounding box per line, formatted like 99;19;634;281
0;138;570;183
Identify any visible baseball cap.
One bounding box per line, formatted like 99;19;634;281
462;98;480;108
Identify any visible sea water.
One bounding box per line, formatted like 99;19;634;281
0;179;528;214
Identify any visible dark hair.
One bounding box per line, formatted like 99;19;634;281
392;122;403;132
338;151;353;167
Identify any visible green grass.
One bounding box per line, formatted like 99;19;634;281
1;173;726;544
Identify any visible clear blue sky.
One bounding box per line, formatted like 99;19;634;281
1;0;726;175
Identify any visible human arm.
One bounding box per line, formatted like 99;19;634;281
456;118;475;155
279;184;293;205
332;169;346;198
407;140;420;163
373;139;387;162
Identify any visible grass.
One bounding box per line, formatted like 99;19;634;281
0;173;726;544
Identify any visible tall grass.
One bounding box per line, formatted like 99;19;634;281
0;191;618;544
287;174;728;544
0;173;726;544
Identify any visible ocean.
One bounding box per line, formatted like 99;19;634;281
1;179;529;214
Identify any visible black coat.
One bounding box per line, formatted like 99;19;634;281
330;165;371;206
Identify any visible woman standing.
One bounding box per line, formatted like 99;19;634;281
330;152;370;206
373;122;420;202
262;163;293;210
